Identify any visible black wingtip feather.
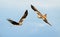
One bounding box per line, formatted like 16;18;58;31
25;10;28;15
7;19;19;25
31;5;37;11
22;10;28;18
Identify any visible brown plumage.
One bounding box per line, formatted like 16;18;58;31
31;5;52;26
7;10;28;25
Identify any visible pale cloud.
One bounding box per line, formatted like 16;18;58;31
26;22;46;33
0;0;29;8
31;0;60;8
0;0;60;8
27;22;46;28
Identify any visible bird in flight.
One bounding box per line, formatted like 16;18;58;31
31;5;52;26
7;10;28;26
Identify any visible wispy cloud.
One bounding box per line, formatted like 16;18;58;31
0;0;60;8
26;22;46;33
31;0;60;9
0;0;29;8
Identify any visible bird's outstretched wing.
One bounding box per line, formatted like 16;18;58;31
31;5;42;16
7;19;19;25
7;10;28;25
43;19;52;26
19;10;28;25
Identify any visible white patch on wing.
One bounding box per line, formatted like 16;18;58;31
22;18;25;21
19;22;22;25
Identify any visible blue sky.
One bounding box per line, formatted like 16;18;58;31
0;0;60;37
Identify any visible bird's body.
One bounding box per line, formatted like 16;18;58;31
7;10;28;26
31;5;52;26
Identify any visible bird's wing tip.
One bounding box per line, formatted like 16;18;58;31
7;18;11;20
48;23;52;26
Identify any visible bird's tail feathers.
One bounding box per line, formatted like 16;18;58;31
43;14;47;18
